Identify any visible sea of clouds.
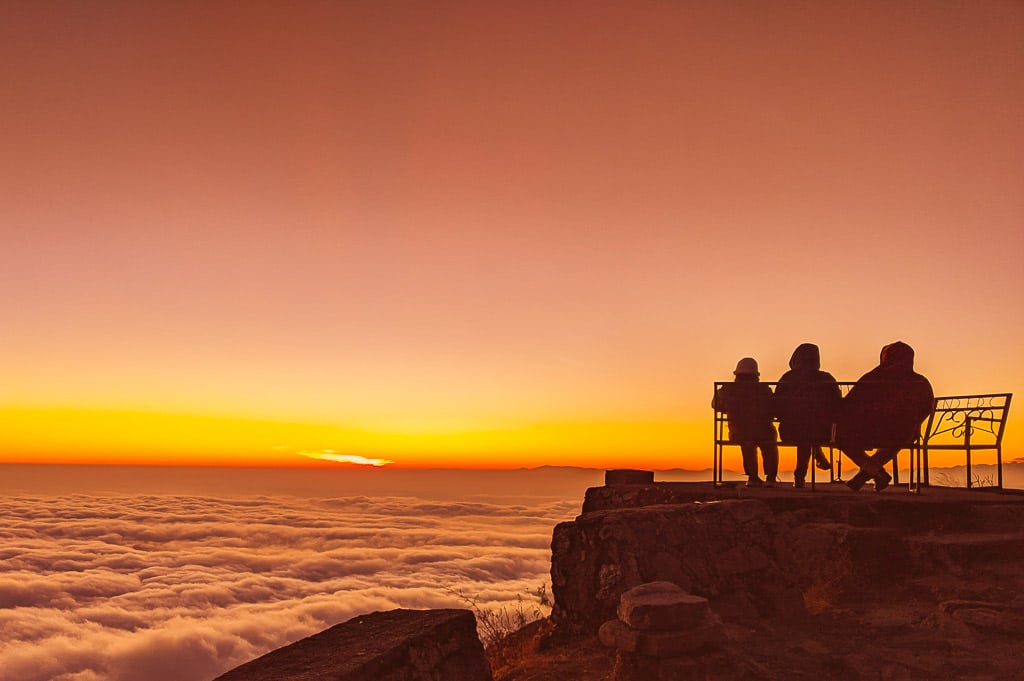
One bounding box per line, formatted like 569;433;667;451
4;461;1018;681
0;468;588;681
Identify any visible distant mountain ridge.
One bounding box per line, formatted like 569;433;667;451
524;462;1024;491
1;461;1020;497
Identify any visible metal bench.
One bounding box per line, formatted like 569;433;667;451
909;393;1013;491
712;383;1012;492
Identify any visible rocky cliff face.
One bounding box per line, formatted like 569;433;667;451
548;481;1024;681
213;608;492;681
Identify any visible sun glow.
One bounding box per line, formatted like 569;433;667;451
297;450;395;466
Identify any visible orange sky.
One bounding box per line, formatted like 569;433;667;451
1;1;1022;470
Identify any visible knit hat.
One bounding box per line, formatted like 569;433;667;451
734;357;759;376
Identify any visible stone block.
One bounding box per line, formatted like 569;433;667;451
599;616;725;658
636;618;724;657
618;581;709;631
605;469;655;485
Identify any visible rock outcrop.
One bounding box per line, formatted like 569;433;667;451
213;608;492;681
549;480;1024;680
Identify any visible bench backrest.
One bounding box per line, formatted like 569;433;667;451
921;393;1012;451
713;381;856;445
713;385;1013;448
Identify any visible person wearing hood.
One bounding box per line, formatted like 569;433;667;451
835;341;934;491
712;357;779;487
775;343;842;488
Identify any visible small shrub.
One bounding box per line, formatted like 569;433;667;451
443;584;552;661
931;470;996;488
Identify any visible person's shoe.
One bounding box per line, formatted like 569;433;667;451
873;470;892;492
765;477;778;488
846;471;870;492
793;478;805;489
814;452;832;470
746;477;764;487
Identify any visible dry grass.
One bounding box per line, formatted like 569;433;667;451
802;551;854;615
442;584;552;670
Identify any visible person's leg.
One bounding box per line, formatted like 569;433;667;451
813;445;831;470
865;447;898;491
762;441;779;484
841;446;884;491
793;444;810;487
870;447;899;469
842;446;872;469
740;444;761;482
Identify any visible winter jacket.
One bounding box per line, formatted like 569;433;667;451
836;341;934;448
775;343;842;444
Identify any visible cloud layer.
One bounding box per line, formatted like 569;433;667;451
0;492;577;681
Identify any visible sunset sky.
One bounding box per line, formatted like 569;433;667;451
2;1;1022;469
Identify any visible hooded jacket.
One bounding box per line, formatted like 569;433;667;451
836;341;934;447
774;343;842;444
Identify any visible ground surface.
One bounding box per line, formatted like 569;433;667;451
503;482;1024;681
489;621;614;681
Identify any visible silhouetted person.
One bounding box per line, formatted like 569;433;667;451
835;341;934;491
775;343;841;488
712;357;779;487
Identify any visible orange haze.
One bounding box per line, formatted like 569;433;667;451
1;2;1021;471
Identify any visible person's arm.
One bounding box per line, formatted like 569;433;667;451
911;377;935;423
825;373;842;410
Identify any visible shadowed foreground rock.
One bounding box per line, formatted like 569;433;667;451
213;608;492;681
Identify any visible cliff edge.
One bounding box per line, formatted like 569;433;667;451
539;480;1024;681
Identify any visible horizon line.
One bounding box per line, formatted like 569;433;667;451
0;461;1018;472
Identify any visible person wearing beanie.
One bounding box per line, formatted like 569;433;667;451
712;357;779;487
835;341;934;491
775;343;842;488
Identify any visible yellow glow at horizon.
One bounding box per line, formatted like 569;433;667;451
0;406;1017;471
0;406;708;468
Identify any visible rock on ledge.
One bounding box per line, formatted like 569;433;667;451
213;608;492;681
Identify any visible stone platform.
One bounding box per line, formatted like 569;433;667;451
583;478;1024;515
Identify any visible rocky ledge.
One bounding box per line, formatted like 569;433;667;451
213;608;491;681
548;479;1024;681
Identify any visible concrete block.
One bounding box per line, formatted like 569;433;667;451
618;581;710;631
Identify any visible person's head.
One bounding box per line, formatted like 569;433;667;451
733;357;760;380
879;341;915;371
789;343;821;371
